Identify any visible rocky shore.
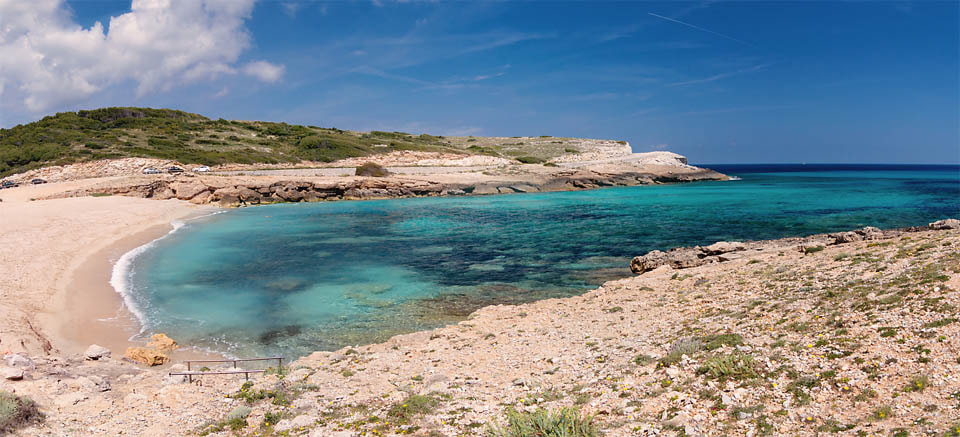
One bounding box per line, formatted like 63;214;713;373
2;220;957;436
35;161;726;207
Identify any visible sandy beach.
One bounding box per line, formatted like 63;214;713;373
0;179;212;358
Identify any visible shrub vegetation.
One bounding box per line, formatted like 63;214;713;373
486;407;598;437
0;391;42;434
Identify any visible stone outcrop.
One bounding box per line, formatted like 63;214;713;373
631;222;959;275
828;226;884;244
45;166;729;207
929;218;960;230
630;241;746;274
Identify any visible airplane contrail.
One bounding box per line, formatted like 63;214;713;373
648;12;754;46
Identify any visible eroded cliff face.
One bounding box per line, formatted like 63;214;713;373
43;167;728;207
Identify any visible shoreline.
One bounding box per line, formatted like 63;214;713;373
54;217;226;362
1;209;956;435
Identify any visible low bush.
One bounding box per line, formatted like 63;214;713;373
658;337;703;367
388;394;439;423
0;391;42;433
697;352;759;381
487;407;598;437
356;162;390;177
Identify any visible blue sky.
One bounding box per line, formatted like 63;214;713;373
2;1;957;164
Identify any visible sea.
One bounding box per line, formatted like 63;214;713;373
114;164;960;359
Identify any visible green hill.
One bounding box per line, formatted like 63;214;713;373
0;107;622;177
0;107;466;177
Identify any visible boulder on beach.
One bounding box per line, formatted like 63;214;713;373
84;344;111;360
124;347;168;366
147;333;178;352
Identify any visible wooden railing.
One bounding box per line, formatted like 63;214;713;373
168;357;284;382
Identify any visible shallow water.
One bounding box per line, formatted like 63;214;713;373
121;165;960;358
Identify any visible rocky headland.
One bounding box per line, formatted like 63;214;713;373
20;152;726;207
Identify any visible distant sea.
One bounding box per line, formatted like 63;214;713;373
116;164;960;359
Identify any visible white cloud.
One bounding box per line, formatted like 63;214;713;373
242;60;286;83
281;1;301;17
0;0;283;113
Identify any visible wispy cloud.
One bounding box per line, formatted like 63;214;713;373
460;32;555;54
648;12;754;46
676;104;795;116
668;63;771;87
351;66;432;86
473;71;505;81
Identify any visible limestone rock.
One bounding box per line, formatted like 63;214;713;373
170;182;208;200
4;354;34;368
700;241;745;255
857;226;884;239
238;187;262;204
830;231;861;244
147;333;178;352
2;367;24;380
151;186;176;200
189;190;212;204
929;218;960;230
84;344;111;360
77;375;111;392
213;187;240;206
717;252;743;262
124;347;168;366
630;248;703;274
471;184;499;195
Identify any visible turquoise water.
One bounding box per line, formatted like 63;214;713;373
121;165;960;358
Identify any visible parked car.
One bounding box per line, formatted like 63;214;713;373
0;180;17;189
31;178;46;184
167;166;185;174
142;167;162;174
192;166;211;173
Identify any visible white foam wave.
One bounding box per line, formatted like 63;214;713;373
109;212;223;335
727;176;743;181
